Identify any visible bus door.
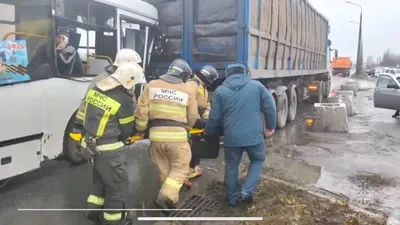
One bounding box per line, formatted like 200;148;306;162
117;8;156;98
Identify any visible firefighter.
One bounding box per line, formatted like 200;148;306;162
134;59;203;209
83;62;145;225
73;49;143;135
184;65;219;187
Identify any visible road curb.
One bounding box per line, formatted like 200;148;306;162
260;174;387;222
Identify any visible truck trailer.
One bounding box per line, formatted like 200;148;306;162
144;0;332;129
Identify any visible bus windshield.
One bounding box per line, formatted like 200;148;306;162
0;0;55;85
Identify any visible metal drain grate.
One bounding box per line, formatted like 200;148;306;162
169;194;218;217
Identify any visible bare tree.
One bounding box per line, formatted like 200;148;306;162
366;55;375;69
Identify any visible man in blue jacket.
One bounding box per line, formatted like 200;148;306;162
205;63;276;206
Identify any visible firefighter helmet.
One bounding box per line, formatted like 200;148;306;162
198;65;219;87
160;59;192;83
114;49;142;66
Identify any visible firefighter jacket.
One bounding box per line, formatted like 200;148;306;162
135;79;199;142
186;77;211;119
75;71;137;126
83;86;135;150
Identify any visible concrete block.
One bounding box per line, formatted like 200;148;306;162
345;81;359;90
309;103;349;133
340;84;357;96
326;96;343;104
336;91;354;116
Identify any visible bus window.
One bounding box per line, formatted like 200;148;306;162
121;21;146;65
54;0;117;76
0;0;55;86
76;16;96;62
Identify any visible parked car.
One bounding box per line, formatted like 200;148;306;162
373;73;400;111
367;68;376;77
384;68;400;75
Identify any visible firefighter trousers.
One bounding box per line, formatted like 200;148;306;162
149;141;191;204
85;147;131;225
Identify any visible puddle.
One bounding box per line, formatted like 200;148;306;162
348;172;397;190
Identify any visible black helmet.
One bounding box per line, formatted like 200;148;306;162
160;59;192;83
197;65;219;87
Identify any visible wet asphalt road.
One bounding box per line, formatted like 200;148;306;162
263;77;400;214
0;75;353;225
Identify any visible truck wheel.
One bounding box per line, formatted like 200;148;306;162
63;116;86;164
276;92;288;129
287;88;297;122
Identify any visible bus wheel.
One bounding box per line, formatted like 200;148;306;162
63;119;86;164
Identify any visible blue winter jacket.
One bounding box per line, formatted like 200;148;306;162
205;74;276;147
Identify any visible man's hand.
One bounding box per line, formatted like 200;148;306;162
57;37;68;50
265;129;275;137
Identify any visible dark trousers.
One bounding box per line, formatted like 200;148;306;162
85;148;130;225
189;158;200;169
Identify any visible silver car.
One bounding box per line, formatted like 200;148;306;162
373;73;400;110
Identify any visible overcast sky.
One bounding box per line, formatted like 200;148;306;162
311;0;400;62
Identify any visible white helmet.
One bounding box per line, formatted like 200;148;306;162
96;62;146;91
114;49;142;66
110;62;146;90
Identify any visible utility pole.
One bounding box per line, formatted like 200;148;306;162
346;1;363;74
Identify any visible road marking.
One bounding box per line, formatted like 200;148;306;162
137;217;264;221
18;208;192;211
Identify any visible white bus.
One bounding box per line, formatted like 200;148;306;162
0;0;159;181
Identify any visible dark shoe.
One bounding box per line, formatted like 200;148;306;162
226;197;242;207
122;212;133;225
240;195;253;204
83;212;101;224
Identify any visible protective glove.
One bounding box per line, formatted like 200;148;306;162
193;119;207;129
70;125;83;142
124;133;145;145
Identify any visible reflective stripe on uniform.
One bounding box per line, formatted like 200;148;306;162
164;177;183;190
85;89;121;137
97;141;124;151
119;115;135;125
76;111;85;120
149;131;187;141
135;118;148;130
197;87;204;96
87;194;104;206
104;212;122;221
149;103;186;115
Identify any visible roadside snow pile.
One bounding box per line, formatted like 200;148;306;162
204;180;386;225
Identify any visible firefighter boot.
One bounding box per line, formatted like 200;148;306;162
189;166;202;179
154;194;176;215
122;212;133;225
